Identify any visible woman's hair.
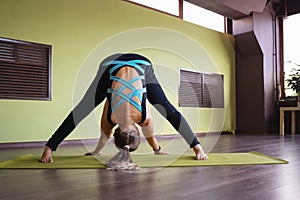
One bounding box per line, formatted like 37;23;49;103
113;126;140;152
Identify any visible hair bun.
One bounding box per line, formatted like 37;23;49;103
114;127;141;152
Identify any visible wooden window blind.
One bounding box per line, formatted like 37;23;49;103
179;68;224;108
0;38;51;100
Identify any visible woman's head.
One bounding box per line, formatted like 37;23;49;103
113;125;140;152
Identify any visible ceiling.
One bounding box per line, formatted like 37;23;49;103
184;0;300;19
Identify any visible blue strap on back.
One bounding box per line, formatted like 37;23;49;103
103;60;150;112
103;60;151;74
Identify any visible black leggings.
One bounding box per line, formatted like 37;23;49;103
146;83;199;147
46;54;199;151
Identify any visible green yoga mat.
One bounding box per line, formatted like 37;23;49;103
0;152;288;169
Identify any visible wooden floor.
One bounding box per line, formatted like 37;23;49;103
1;133;300;200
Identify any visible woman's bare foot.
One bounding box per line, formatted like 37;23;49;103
154;150;169;155
193;144;208;160
154;146;169;155
39;146;54;163
154;151;169;155
85;151;101;156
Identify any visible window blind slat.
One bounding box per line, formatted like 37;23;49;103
0;42;15;62
1;65;48;75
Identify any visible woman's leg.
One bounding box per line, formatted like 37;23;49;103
146;83;199;147
146;83;207;160
45;65;109;152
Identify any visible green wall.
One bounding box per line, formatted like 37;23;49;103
0;0;235;143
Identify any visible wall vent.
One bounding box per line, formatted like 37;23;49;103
179;68;224;108
0;38;51;100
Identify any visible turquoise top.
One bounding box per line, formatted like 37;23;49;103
103;60;150;112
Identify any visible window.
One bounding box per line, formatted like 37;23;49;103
126;0;225;33
283;14;300;97
179;68;224;108
183;1;225;33
0;38;52;100
128;0;179;16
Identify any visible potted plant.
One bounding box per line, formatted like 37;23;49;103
286;67;300;106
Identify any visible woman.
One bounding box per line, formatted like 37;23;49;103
39;53;207;163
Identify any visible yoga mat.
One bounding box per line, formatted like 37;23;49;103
0;152;288;169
